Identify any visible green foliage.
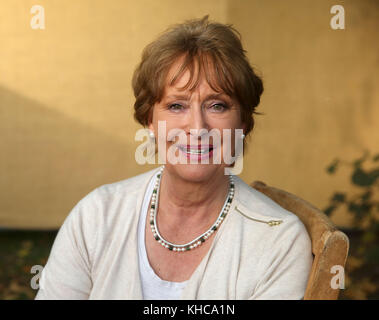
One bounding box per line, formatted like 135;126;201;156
324;151;379;299
0;231;57;300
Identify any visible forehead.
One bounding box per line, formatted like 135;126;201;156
163;54;231;97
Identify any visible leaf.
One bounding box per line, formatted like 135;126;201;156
324;205;337;216
331;192;346;203
348;202;372;220
326;159;339;174
353;150;370;168
361;190;372;201
351;168;377;187
369;168;379;181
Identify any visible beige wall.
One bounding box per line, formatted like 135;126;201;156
0;0;378;229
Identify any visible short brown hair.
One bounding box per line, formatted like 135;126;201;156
132;16;263;136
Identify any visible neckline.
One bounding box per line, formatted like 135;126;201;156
138;167;237;288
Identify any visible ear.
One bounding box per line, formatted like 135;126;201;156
148;122;154;134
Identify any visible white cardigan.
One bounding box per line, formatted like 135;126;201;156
35;167;312;300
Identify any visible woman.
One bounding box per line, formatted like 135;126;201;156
36;16;312;300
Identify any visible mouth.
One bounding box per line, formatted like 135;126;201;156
177;144;214;155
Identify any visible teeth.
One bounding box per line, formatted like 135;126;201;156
178;146;212;154
187;149;207;154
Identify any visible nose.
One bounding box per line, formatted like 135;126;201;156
187;105;209;138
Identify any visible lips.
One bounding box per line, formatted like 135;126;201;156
177;144;214;155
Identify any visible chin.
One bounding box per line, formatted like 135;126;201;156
165;163;224;183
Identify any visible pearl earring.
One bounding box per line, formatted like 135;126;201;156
149;130;155;139
241;133;245;139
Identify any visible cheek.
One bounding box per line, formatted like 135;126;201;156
210;117;243;133
150;107;170;132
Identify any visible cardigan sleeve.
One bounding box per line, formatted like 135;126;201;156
249;217;313;300
34;193;98;300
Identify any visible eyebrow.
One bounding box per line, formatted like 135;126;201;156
165;93;228;101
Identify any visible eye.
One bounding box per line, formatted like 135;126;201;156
209;103;228;112
168;103;184;112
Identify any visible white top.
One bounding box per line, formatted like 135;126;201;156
35;167;312;300
137;171;188;299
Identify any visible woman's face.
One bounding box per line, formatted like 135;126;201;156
149;59;245;183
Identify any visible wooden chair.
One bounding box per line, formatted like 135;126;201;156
251;181;349;300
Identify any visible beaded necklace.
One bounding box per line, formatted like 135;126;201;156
149;166;235;252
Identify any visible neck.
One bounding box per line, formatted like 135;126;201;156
158;168;230;223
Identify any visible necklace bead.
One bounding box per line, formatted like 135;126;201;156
149;166;235;252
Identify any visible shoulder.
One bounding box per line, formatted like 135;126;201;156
229;176;312;268
89;167;160;201
64;167;160;228
56;167;161;255
232;175;302;226
230;175;311;250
